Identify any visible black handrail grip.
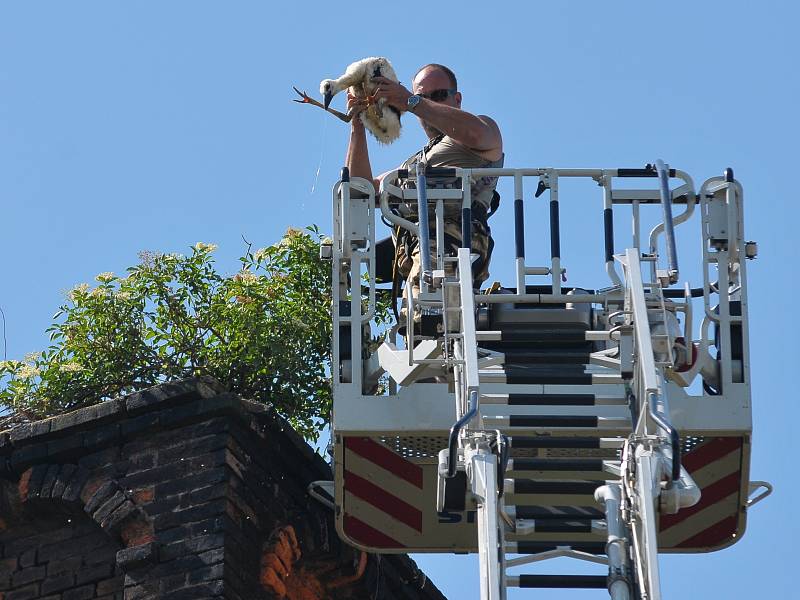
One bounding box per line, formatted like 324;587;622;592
725;167;735;183
663;287;707;298
426;167;458;177
341;167;350;182
604;208;614;263
618;167;676;178
646;392;681;482
447;390;478;478
549;199;561;259
395;167;458;180
462;207;472;249
514;198;525;259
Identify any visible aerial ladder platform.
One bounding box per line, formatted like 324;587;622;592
321;161;771;599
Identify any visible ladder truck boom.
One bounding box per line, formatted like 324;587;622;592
322;162;769;599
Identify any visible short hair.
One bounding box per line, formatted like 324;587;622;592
414;64;458;89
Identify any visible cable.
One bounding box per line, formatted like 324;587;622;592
0;305;7;361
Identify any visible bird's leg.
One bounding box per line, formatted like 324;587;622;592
292;86;352;123
360;83;383;119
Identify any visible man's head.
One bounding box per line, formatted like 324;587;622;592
412;64;461;138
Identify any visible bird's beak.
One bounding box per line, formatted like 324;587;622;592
323;91;334;110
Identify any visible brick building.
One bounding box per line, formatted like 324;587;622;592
0;377;446;600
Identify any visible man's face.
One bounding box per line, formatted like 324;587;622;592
412;67;461;138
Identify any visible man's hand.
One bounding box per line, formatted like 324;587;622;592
371;76;413;112
346;92;367;129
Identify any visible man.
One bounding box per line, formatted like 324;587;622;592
344;64;504;319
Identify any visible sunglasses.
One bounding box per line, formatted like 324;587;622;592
418;88;457;102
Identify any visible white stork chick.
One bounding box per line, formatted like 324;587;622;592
294;57;402;145
320;57;401;144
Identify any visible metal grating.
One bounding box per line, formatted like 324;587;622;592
378;435;449;462
510;446;621;459
681;435;705;454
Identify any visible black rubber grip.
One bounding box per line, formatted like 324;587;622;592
514;198;525;258
513;480;601;494
506;365;592;386
513;542;605;555
509;415;599;428
395;167;457;179
340;167;350;182
517;575;607;589
618;167;676;177
534;519;593;533
461;207;471;249
725;167;735;182
510;436;601;449
663;287;705;298
549;199;561;259
511;458;604;472
508;394;596;406
514;506;604;519
426;167;457;177
604;208;614;262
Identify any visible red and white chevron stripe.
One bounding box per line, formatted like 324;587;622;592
341;437;424;549
659;436;746;551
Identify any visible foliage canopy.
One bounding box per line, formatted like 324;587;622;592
0;227;334;441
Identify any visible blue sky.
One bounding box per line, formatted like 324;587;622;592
1;1;796;597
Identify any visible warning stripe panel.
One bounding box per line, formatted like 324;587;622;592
681;437;742;473
658;492;739;547
676;515;738;549
343;493;424;544
344;470;423;532
343;514;406;549
344;449;422;507
659;436;745;551
344;437;424;489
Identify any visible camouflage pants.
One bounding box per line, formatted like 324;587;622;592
396;219;493;321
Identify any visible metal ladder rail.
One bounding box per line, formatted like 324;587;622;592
616;249;702;600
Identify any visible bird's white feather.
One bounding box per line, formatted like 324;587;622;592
320;57;402;145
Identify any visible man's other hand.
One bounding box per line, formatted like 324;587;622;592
371;76;413;112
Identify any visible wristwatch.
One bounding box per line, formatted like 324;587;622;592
407;94;422;113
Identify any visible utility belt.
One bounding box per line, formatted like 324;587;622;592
397;190;498;228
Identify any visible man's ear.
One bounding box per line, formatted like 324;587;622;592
454;91;463;107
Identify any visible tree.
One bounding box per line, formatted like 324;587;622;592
0;227;335;441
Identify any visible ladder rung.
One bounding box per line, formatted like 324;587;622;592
476;329;590;344
507;458;614;474
507;506;605;520
509;436;624;450
515;518;606;534
497;349;591;364
507;575;607;589
485;415;630;435
506;541;607;555
479;367;623;385
481;393;625;406
505;479;606;496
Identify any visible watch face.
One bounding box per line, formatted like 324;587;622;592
408;95;421;111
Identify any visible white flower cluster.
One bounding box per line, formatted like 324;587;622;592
194;242;218;252
68;283;90;301
59;362;84;373
16;364;41;379
96;272;115;282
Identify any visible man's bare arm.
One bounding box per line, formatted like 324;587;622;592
415;102;501;155
371;76;502;159
344;94;381;193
